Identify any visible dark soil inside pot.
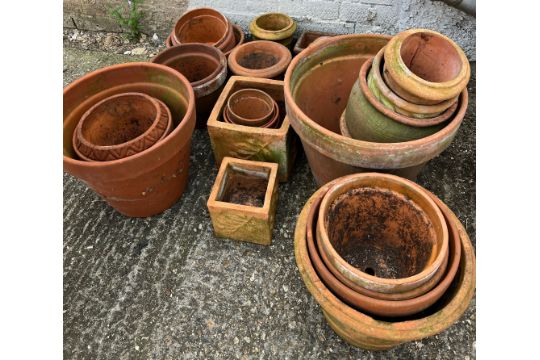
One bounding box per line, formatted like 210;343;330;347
218;166;269;207
326;187;436;279
81;94;155;146
165;54;219;83
238;52;278;69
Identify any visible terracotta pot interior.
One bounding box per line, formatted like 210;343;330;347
236;47;280;70
256;14;290;31
80;94;156;146
400;32;462;83
164;54;219;83
217;165;270;207
179;15;227;44
228;90;274;120
325;187;436;279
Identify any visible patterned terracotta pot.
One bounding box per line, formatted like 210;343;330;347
249;12;296;47
228;40;292;79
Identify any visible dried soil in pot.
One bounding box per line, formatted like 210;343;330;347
218;167;270;208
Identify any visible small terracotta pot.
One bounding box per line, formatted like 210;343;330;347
369;47;458;118
224;25;246;58
306;183;460;316
383;29;470;104
226;88;276;126
317;173;449;294
63;62;196;217
73;93;172;161
152;43;228;128
294;177;475;350
249;12;296;47
228;40;292;79
293;31;334;55
345;57;458;142
172;8;235;52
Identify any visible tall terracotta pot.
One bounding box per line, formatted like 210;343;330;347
284;34;468;186
63;62;196;217
152;43;227;128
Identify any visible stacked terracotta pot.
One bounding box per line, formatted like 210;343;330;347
295;173;475;350
222;88;281;129
344;29;470;143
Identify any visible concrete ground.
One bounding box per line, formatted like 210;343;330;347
63;46;476;359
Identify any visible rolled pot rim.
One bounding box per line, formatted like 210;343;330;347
294;176;476;342
249;12;296;40
228;40;292;78
317;173;449;292
283;34;469;169
63;62;196;169
384;28;470;99
172;7;230;47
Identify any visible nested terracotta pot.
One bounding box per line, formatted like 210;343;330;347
316;173;449;294
73;92;172;161
284;34;469;186
383;28;470;104
228;40;292;79
369;47;458;119
345;57;459;143
152;43;227;128
226;88;276;126
63;62;196;217
172;8;235;53
249;12;296;47
294;176;476;350
306;181;461;316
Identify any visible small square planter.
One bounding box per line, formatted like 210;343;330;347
207;76;297;182
293;31;335;55
207;157;279;246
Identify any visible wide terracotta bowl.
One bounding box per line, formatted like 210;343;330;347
228;40;292;79
294;176;476;350
73;92;172;161
317;173;449;294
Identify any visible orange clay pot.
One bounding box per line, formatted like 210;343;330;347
228;40;292;79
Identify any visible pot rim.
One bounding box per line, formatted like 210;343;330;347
228;40;292;78
249;12;296;40
63;62;195;169
384;29;470;101
224;24;246;57
284;34;469;169
294;175;475;343
226;88;276;125
172;7;231;47
370;46;458;117
317;173;449;292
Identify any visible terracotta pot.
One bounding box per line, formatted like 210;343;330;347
306;182;460;316
165;33;174;48
317;173;448;294
284;34;468;186
224;100;280;129
224;25;246;57
228;40;292;79
152;43;227;129
249;12;296;47
293;31;334;55
63;62;196;217
172;8;235;52
383;29;470;104
73;93;172;161
345;58;458;143
294;177;475;350
369;47;458;118
226;88;276;126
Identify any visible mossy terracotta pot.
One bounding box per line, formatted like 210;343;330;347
293;31;334;55
345;57;458;143
73;92;172;161
226;88;276;126
316;173;448;294
294;176;476;350
228;40;292;79
249;12;296;47
152;43;227;128
284;34;468;186
369;47;458;119
172;8;235;53
383;29;470;104
63;62;196;217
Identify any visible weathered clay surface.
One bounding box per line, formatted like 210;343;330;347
294;31;335;55
249;12;296;47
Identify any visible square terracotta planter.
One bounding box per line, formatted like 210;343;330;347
293;31;335;54
207;157;279;246
207;76;297;182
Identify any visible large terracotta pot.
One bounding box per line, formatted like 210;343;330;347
284;34;468;186
249;12;296;47
369;47;458;119
294;177;476;350
345;58;459;143
172;8;235;53
152;43;227;128
63;62;196;217
228;40;292;79
383;29;470;104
